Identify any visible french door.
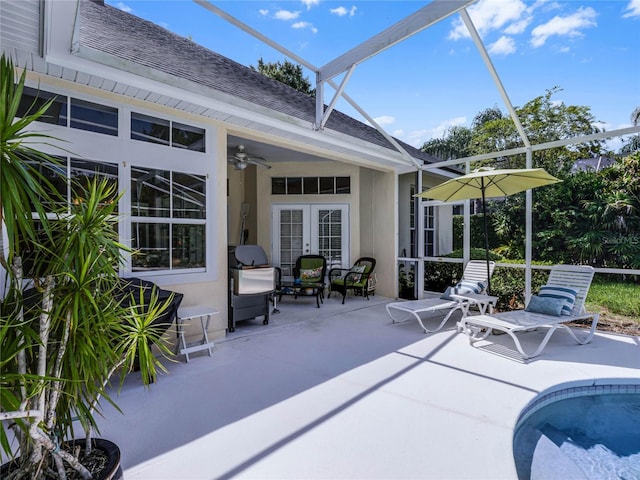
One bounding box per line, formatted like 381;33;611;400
271;204;349;278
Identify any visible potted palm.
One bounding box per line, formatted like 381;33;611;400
1;55;176;479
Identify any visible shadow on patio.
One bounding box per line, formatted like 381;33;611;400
95;295;640;479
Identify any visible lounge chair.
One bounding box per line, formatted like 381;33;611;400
457;265;599;360
385;260;496;333
328;257;376;304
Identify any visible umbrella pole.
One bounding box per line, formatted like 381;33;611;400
481;183;491;293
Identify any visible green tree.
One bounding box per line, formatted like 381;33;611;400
421;125;473;160
426;86;638;268
573;152;640;269
251;57;315;96
471;87;603;174
619;106;640;154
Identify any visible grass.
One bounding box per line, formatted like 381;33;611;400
586;278;640;324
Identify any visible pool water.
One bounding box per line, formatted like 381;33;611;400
513;384;640;480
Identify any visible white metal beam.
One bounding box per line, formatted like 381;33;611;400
320;65;356;129
420;126;640;170
460;8;531;149
193;0;318;73
193;0;419;168
328;83;423;169
318;0;477;82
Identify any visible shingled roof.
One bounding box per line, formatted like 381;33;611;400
77;0;437;165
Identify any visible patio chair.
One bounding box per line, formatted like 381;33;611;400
385;260;496;334
328;257;376;304
457;265;599;360
284;254;328;304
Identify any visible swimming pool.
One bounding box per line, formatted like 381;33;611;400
513;382;640;480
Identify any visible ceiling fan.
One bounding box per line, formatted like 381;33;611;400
227;144;271;170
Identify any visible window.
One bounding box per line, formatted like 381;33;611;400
131;113;205;152
410;185;416;257
424;205;435;257
131;167;206;272
70;98;118;136
18;88;119;137
317;208;343;265
70;159;119;210
271;176;351;195
131;112;169;146
24;157;117;211
17;87;67;126
172;122;206;152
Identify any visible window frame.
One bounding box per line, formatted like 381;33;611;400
20;81;217;285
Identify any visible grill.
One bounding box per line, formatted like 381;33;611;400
228;245;276;332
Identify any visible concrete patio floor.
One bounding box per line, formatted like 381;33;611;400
95;294;640;479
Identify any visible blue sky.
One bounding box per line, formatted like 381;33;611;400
108;0;639;151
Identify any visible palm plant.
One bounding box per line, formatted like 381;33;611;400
1;54;176;479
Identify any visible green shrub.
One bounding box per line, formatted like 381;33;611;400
424;250;552;311
424;249;503;292
489;267;549;311
453;214;501;251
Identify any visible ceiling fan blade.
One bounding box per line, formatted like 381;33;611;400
245;157;271;169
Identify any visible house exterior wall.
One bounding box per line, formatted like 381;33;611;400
359;168;397;298
16;71;230;342
2;0;431;344
253;161;361;264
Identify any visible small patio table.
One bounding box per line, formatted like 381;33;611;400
450;292;498;316
176;305;218;362
278;281;324;308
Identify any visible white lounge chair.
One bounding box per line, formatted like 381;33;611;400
386;260;496;334
457;265;599;360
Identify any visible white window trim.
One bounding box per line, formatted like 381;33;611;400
22;81;218;286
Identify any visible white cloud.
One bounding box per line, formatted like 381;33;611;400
398;117;467;148
623;0;640;18
259;9;269;16
503;18;531;35
530;6;597;47
301;0;319;10
292;21;318;33
330;6;357;17
373;115;395;126
115;2;133;13
274;10;300;21
488;36;517;55
449;0;528;40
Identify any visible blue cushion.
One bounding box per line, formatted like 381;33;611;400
525;295;565;316
440;280;486;300
539;285;577;316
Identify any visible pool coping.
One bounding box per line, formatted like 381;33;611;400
515;377;640;428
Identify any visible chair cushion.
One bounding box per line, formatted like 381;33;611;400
525;295;565;316
350;265;366;282
300;267;322;282
440;280;485;300
539;285;577;316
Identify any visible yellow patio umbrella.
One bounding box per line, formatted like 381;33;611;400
416;167;561;291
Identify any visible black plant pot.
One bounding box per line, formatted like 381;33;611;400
1;438;123;480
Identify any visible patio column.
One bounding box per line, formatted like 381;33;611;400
525;147;533;300
416;169;424;299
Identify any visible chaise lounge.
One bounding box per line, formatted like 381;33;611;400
457;264;599;361
386;260;496;334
